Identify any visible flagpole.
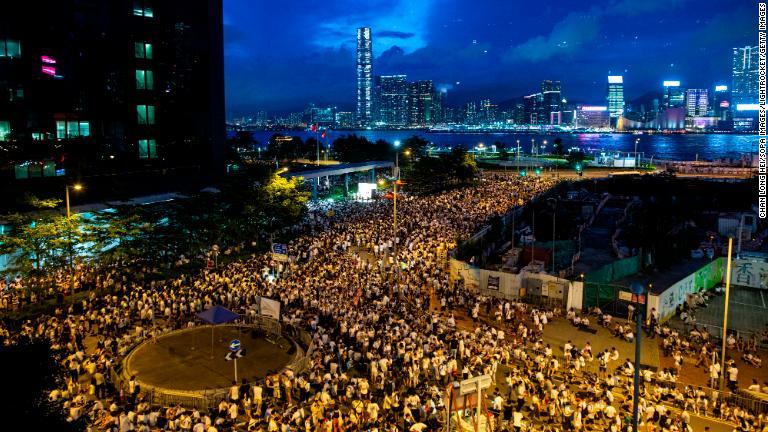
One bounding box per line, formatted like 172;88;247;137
316;125;320;167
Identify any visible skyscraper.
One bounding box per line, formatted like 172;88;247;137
375;75;408;126
356;27;373;127
408;80;435;126
606;76;625;127
523;93;544;125
0;0;225;191
663;81;685;108
684;89;709;117
541;80;562;125
713;85;731;122
732;46;758;105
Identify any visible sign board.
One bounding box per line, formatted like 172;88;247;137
487;275;500;290
260;297;281;320
459;374;492;396
229;339;241;352
357;182;377;200
271;243;288;255
618;291;633;302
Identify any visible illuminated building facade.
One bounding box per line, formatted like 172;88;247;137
0;0;225;187
375;75;408;126
356;27;373;127
732;46;758;105
685;89;709;117
575;106;610;129
606;75;625;127
663;81;685;108
541;80;562;125
408;80;436;126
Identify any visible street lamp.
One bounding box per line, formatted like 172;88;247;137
392;140;402;297
65;183;83;291
65;183;83;219
629;280;646;432
634;138;640;168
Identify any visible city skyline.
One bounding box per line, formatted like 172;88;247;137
225;0;754;114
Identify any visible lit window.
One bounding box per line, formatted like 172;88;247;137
0;39;21;58
133;1;154;17
0;120;9;140
134;42;153;59
55;120;91;139
135;69;154;90
138;139;157;159
136;105;155;125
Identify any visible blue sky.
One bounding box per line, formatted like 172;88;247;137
224;0;754;115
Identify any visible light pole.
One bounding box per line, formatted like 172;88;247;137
547;197;557;274
393;140;401;297
629;281;646;432
65;183;83;291
634;138;640;168
65;183;83;219
516;140;521;174
720;237;734;391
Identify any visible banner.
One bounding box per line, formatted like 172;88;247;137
487;275;500;290
260;297;281;320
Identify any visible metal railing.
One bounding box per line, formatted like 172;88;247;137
116;315;315;410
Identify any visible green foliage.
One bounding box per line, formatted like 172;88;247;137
552;137;565;155
403;135;430;158
566;150;586;168
402;146;478;195
331;134;391;162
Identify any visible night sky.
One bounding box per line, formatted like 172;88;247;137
224;0;754;115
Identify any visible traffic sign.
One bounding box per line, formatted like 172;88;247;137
229;339;241;352
458;374;492;396
271;243;287;255
225;348;246;361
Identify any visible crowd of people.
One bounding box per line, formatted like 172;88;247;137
1;172;767;431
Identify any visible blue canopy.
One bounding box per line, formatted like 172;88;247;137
196;305;239;325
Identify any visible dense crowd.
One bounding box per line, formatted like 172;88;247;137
1;172;766;431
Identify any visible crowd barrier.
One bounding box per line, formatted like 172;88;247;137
115;315;315;410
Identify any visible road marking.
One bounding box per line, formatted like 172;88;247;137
731;300;768;309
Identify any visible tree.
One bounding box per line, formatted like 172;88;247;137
552;137;565;155
403;135;430;158
495;141;509;160
446;146;479;183
332;134;373;162
566;150;586;167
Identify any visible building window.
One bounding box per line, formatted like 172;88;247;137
135;69;154;90
0;120;9;141
136;105;155;125
134;42;153;59
55;120;90;139
14;161;59;180
133;1;154;17
138;139;157;159
0;39;21;58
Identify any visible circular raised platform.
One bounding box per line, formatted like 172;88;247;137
125;325;294;392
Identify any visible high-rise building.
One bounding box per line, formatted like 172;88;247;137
356;27;373;127
479;99;498;123
408;80;435;126
663;81;685;108
0;0;225;189
464;102;477;125
575;106;610;129
541;80;562;125
334;111;355;129
523;93;544;125
375;75;408;126
732;46;758;105
684;89;709;117
606;76;625;127
712;85;731;122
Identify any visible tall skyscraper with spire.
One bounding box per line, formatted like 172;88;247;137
356;27;373;127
